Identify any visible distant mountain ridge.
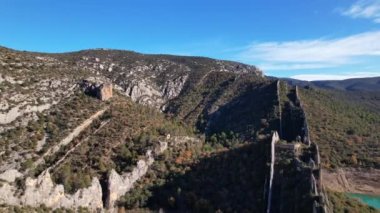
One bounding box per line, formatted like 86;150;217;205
282;76;380;92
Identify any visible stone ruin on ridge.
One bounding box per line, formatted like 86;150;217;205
79;79;113;101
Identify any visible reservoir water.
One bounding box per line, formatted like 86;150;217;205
347;193;380;209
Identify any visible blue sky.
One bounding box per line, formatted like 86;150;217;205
1;0;380;80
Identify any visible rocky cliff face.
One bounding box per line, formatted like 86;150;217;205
1;47;262;115
79;79;113;101
106;140;177;210
0;134;194;211
121;74;189;110
0;171;103;210
107;150;156;209
49;48;262;110
0;140;170;210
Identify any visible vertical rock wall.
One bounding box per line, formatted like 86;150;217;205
266;131;280;213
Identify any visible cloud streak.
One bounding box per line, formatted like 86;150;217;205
341;0;380;23
291;72;380;81
239;31;380;71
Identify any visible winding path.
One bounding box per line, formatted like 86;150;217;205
32;107;108;170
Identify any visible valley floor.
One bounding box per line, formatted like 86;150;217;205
322;168;380;195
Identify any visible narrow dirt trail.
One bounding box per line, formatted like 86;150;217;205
48;119;111;172
32;107;109;170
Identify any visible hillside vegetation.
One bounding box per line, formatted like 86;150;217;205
49;93;193;193
300;88;380;169
116;136;270;212
327;190;379;213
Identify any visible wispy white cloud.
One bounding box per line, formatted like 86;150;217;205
238;31;380;71
257;63;338;71
291;72;380;81
341;0;380;23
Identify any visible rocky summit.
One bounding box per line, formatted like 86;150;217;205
0;46;379;213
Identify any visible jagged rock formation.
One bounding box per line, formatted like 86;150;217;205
0;171;103;210
124;78;166;107
0;140;170;210
107;150;157;209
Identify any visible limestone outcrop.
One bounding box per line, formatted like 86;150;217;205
0;169;22;183
161;75;188;100
0;171;103;210
0;139;170;211
124;79;164;107
0;133;201;211
107;142;168;209
120;74;189;110
98;83;113;101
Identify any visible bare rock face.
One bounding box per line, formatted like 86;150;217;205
0;103;52;125
0;171;103;210
97;83;113;101
122;74;188;110
161;75;188;100
124;79;164;107
0;183;19;205
0;169;22;183
60;177;103;209
107;150;156;208
107;141;168;209
80;80;113;101
21;171;65;207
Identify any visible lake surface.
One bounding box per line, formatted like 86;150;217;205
348;193;380;209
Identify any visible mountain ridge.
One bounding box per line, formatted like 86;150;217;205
0;45;379;212
282;76;380;92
